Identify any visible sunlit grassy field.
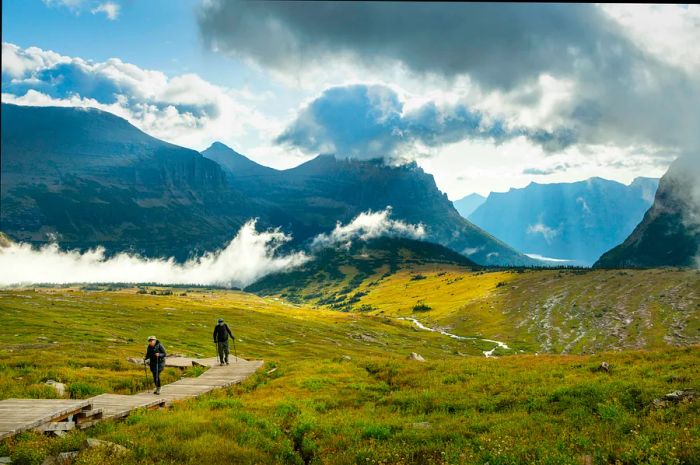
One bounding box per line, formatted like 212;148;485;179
1;284;699;465
259;266;700;355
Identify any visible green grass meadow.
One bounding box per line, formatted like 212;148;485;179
0;281;698;465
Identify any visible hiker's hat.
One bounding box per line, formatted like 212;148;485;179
147;335;156;341
217;318;224;324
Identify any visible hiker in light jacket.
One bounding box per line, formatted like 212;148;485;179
213;318;235;366
144;336;166;395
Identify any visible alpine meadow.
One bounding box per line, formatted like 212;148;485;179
1;2;699;465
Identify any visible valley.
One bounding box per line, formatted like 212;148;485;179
251;240;700;355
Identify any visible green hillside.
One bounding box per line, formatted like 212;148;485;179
247;237;478;308
1;279;698;464
252;260;700;355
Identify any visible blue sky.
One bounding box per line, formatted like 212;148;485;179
4;1;202;74
2;0;302;111
2;1;699;198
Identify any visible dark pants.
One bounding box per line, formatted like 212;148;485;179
150;362;164;387
216;340;230;363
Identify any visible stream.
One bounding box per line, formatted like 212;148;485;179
397;317;510;357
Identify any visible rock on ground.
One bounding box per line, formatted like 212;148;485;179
411;422;431;429
44;380;65;397
41;451;78;465
83;438;128;453
407;352;425;362
653;389;698;408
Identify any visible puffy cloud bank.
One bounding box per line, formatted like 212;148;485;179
276;84;574;160
0;209;426;287
200;3;700;158
0;221;309;288
198;3;618;89
311;208;426;250
1;42;273;151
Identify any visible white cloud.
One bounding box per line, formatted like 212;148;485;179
421;136;672;198
0;211;428;287
311;208;425;250
524;253;572;263
91;2;119;20
0;221;309;289
602;4;700;76
43;0;121;20
276;83;577;162
43;0;86;12
526;222;559;243
474;73;576;131
576;197;592;214
1;43;69;78
1;43;280;154
462;246;483;257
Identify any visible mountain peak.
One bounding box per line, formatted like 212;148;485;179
201;142;276;176
630;176;659;187
206;141;235;151
287;153;339;173
452;193;486;218
203;141;246;158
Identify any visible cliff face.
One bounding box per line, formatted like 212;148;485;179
595;155;700;268
0;104;261;259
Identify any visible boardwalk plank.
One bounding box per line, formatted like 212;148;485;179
90;394;166;420
0;399;91;440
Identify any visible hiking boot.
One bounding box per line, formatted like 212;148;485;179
154;388;160;395
225;361;230;365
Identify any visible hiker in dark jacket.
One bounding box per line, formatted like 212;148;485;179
144;336;166;395
213;318;234;366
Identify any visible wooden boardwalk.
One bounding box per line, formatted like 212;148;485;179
0;358;263;440
0;399;93;439
135;359;263;404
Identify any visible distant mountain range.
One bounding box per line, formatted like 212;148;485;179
1;103;535;267
3;103;698;269
595;154;700;268
452;193;486;218
466;177;659;266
